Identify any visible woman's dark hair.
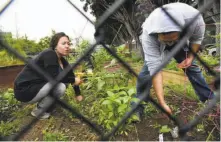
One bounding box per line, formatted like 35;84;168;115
50;32;69;50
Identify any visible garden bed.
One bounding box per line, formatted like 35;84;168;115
0;61;219;141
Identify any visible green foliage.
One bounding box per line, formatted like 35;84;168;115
0;50;24;66
63;84;81;119
0;120;21;136
152;122;161;129
165;83;198;101
0;88;22;136
83;71;134;94
4;36;27;56
196;124;205;132
116;45;126;53
0;30;59;66
198;54;220;67
77;40;90;51
159;125;171;133
81;71;137;132
64;70;137;133
89;86;138;131
143;102;159;116
93;44;142;72
41;116;69;141
93;49;112;71
36;36;50;52
73;40;90;58
42;130;68;141
64;84;80;109
164;59;182;72
0;34;28;66
37;30;56;53
130;52;143;63
69;40;95;71
207;32;221;47
0;88;21;121
0;88;33;137
164;45;219;73
1;88;19;105
0;30;57;66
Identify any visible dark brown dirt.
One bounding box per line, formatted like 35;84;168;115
0;65;24;89
103;61;141;73
17;107;99;141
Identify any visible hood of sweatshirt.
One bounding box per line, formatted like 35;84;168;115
143;4;185;35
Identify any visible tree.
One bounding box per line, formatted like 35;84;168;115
80;0;146;59
81;0;137;45
37;36;51;52
81;0;219;58
36;30;57;53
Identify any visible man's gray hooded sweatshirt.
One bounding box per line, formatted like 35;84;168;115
141;3;205;75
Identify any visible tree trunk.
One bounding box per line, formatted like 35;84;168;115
212;2;220;55
215;24;220;55
206;11;220;55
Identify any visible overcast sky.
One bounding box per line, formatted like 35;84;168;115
0;0;96;42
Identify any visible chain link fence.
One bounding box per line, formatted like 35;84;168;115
0;0;220;141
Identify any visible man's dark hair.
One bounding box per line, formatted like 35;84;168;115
50;32;69;50
160;31;179;35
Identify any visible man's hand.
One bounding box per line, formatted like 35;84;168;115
161;103;172;115
177;43;201;69
75;95;83;102
177;56;194;69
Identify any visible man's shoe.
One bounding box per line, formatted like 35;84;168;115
31;107;50;119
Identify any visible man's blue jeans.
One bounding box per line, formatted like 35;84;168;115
135;49;215;112
132;64;152;113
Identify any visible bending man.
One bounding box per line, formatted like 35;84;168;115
135;3;214;117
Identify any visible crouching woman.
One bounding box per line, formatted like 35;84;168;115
14;32;82;119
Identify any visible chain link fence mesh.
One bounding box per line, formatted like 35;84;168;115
0;0;220;141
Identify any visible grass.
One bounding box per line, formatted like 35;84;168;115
164;83;198;101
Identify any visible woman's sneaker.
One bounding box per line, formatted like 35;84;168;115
31;107;50;119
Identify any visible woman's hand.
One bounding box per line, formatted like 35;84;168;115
73;77;83;86
75;95;83;102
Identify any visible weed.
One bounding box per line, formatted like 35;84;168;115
42;130;69;141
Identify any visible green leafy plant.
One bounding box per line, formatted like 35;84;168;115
2;88;19;105
0;88;21;122
159;125;171;133
152;122;161;129
93;48;112;71
0;120;21;136
196;124;205;132
199;54;219;67
89;86;138;131
42;130;69;141
62;84;81;119
82;71;134;96
143;102;159;116
66;71;139;133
